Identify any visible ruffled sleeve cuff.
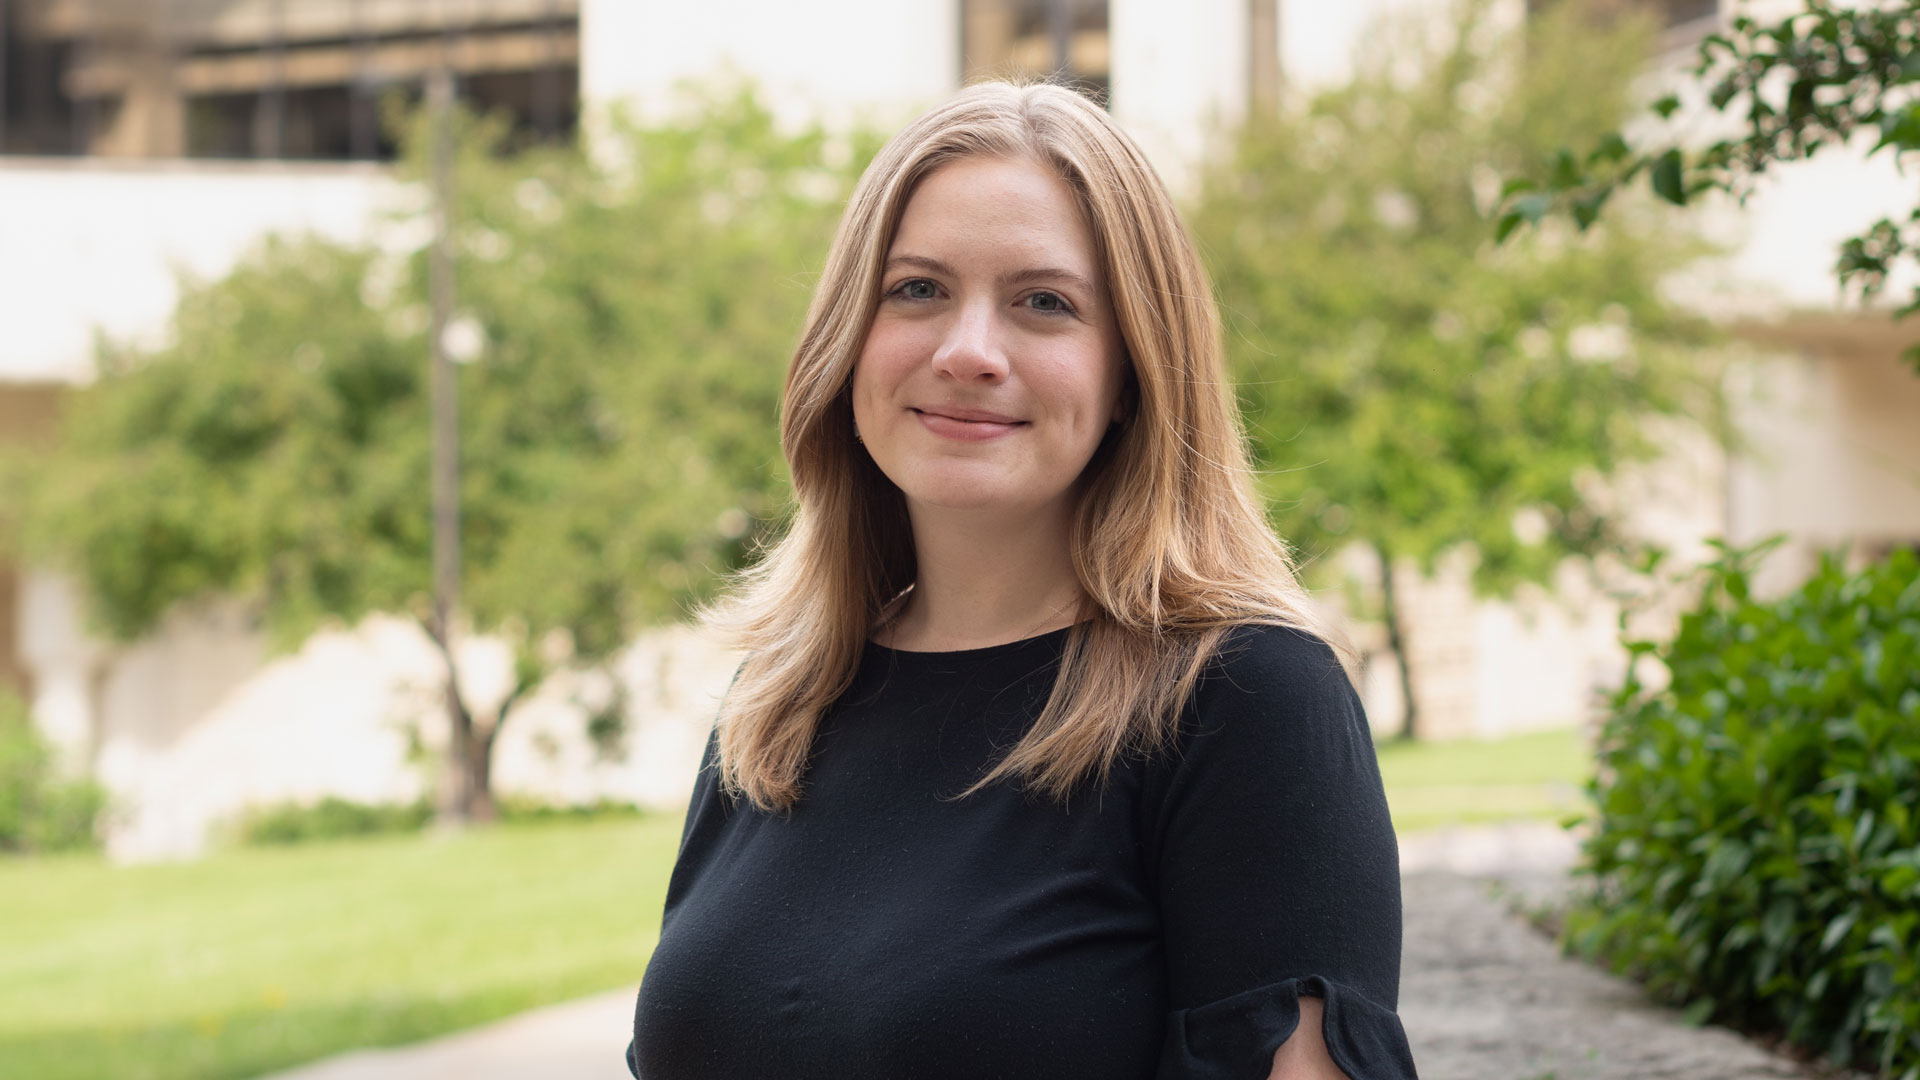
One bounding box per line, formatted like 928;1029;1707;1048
1157;975;1418;1080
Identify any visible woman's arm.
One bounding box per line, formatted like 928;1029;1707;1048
1149;626;1415;1080
1268;996;1350;1080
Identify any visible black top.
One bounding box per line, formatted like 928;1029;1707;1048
628;623;1417;1080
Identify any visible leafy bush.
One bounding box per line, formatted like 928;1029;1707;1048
234;794;647;845
1567;542;1920;1079
0;690;108;854
495;795;648;824
235;796;435;846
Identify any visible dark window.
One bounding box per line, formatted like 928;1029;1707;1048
1662;0;1718;27
2;1;580;161
2;5;82;155
961;0;1110;104
1527;0;1717;30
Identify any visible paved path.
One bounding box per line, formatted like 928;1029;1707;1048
257;991;637;1080
258;823;1838;1080
1397;824;1833;1080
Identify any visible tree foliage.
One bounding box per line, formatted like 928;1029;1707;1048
1501;0;1920;369
1190;0;1717;734
17;87;872;814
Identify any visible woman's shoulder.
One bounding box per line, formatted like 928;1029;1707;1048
1140;619;1390;879
1190;621;1357;724
1132;621;1372;781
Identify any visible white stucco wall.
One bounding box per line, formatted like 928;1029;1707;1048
1725;347;1920;594
1280;0;1423;93
580;0;960;131
0;159;396;385
96;609;427;861
93;610;739;862
15;572;107;772
1108;0;1250;191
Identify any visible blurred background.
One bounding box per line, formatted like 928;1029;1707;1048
1;1;1917;1078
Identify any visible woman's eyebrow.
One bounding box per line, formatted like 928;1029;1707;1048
1002;266;1100;297
883;253;957;278
883;253;1100;298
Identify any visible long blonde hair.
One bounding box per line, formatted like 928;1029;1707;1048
705;81;1339;811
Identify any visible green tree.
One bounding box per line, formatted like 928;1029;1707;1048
1191;0;1716;738
16;87;871;820
1501;0;1920;369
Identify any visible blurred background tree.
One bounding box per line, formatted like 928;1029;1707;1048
1190;0;1719;738
1501;0;1920;370
15;88;872;820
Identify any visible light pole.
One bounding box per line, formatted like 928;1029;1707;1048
427;63;470;820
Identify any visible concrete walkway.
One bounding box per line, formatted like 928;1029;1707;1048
257;991;637;1080
1397;824;1837;1080
258;823;1840;1080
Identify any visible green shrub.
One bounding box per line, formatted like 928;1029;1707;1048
1567;542;1920;1079
234;794;646;845
0;690;108;854
236;796;435;845
495;795;648;824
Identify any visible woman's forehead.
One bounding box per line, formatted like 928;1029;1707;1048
887;157;1100;279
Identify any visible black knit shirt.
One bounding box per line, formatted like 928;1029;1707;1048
628;623;1417;1079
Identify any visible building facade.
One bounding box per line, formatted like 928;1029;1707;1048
2;0;579;160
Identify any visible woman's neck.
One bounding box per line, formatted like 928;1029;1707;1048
879;500;1085;652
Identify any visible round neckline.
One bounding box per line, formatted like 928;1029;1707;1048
866;623;1075;662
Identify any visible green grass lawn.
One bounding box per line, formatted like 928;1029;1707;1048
0;816;683;1080
1376;726;1595;833
0;728;1593;1080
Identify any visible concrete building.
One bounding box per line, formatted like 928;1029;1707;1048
3;0;1916;858
1;0;578;159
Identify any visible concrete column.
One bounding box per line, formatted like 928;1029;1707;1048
1248;0;1280;113
1108;0;1248;194
17;570;106;773
90;49;186;158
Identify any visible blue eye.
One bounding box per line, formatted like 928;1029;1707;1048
891;278;938;301
1026;290;1074;315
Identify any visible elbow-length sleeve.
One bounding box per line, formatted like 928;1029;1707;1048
1146;625;1418;1080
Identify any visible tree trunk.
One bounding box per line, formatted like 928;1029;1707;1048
1377;543;1419;741
439;657;480;824
428;638;538;824
467;719;499;823
420;615;492;825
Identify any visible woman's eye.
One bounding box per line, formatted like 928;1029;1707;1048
892;279;938;301
1025;291;1073;315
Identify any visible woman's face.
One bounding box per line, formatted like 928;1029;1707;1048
851;155;1128;522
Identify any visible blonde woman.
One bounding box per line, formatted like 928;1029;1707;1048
627;82;1417;1080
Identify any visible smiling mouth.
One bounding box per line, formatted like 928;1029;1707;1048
910;408;1027;441
913;407;1023;424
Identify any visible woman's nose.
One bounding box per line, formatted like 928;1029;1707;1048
930;302;1009;383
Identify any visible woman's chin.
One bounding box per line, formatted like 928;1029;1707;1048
902;486;1019;513
894;474;1052;516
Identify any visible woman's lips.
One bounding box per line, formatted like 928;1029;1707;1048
912;408;1026;442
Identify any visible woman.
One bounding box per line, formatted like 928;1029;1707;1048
628;81;1417;1080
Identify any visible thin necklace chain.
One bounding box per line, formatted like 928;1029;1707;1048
879;587;1081;649
1016;592;1081;642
